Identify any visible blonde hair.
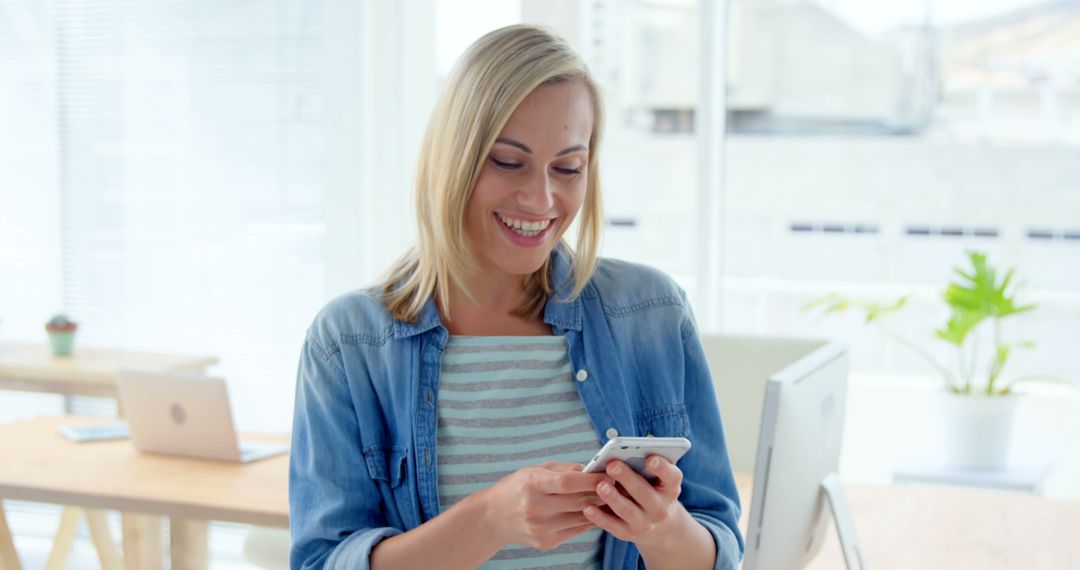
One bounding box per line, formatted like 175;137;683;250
380;24;605;323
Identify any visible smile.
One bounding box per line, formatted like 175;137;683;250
496;212;555;238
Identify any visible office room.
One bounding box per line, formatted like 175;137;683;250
1;0;1078;568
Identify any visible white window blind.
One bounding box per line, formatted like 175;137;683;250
0;0;327;432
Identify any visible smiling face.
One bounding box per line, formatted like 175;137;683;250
464;79;594;281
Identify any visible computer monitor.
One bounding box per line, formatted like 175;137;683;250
742;341;867;570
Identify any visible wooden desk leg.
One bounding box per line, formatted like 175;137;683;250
44;507;121;570
0;501;22;570
85;509;121;570
169;518;209;570
45;507;81;570
122;514;163;570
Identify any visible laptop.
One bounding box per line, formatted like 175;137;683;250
116;369;289;463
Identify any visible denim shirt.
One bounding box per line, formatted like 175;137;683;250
289;247;745;570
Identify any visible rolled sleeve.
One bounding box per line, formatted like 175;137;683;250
322;526;403;569
691;513;743;570
675;290;746;570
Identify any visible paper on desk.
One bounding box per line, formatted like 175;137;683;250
57;421;131;443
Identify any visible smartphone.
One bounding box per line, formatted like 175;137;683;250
582;436;692;483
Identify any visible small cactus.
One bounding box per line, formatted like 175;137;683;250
45;314;78;332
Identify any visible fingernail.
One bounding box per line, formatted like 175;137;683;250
584;506;596;516
609;464;623;475
650;457;661;468
599;483;611;495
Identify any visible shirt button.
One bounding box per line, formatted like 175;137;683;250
575;369;588;382
605;428;619;440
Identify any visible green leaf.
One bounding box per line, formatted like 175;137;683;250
803;293;852;316
935;309;984;345
864;296;909;323
943;252;994;315
941;250;1036;328
988;343;1011;388
804;293;909;322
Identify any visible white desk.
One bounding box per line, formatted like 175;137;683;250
893;462;1056;495
735;474;1080;569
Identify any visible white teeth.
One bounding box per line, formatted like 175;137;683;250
497;213;553;238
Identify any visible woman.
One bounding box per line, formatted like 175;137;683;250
290;24;743;570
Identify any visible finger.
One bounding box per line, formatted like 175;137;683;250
546;522;599;548
580;493;608;509
540;471;613;494
548;511;595;532
646;456;684;500
596;479;648;529
563;522;600;536
605;461;665;514
543;492;608;513
543;462;586;473
583;503;633;540
588;492;609;505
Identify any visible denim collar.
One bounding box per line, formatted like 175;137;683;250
542;243;583;332
391;243;583;339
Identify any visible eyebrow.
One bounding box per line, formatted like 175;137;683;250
494;137;587;157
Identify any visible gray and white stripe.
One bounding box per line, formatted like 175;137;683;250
436;335;603;569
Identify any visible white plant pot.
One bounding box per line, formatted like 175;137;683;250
940;391;1020;471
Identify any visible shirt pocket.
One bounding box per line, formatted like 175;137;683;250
633;404;691;438
362;444;418;528
362;444;408;488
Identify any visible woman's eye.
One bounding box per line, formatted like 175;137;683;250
491;157;522;170
554;166;582;176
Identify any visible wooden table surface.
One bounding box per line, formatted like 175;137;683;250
0;416;288;528
0;341;219;398
2;416;1078;569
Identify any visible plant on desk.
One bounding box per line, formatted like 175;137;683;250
45;313;79;357
807;250;1073;471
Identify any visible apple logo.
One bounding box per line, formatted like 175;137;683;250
170;403;187;425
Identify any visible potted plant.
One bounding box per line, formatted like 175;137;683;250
45;314;78;357
807;250;1070;471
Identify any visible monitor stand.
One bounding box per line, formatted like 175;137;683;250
821;472;869;569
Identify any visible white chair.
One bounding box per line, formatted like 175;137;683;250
242;526;290;570
700;334;828;474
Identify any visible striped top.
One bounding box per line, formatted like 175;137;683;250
437;335;604;570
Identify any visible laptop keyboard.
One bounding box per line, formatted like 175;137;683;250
238;441;289;462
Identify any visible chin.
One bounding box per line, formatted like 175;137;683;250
493;247;553;277
495;257;548;277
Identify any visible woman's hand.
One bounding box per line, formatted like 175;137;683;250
478;461;612;551
582;456;690;549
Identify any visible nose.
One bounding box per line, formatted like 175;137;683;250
517;169;555;213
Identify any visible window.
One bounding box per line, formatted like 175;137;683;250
0;0;326;431
721;0;1080;383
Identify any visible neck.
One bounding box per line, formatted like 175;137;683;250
448;267;527;317
440;268;550;336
